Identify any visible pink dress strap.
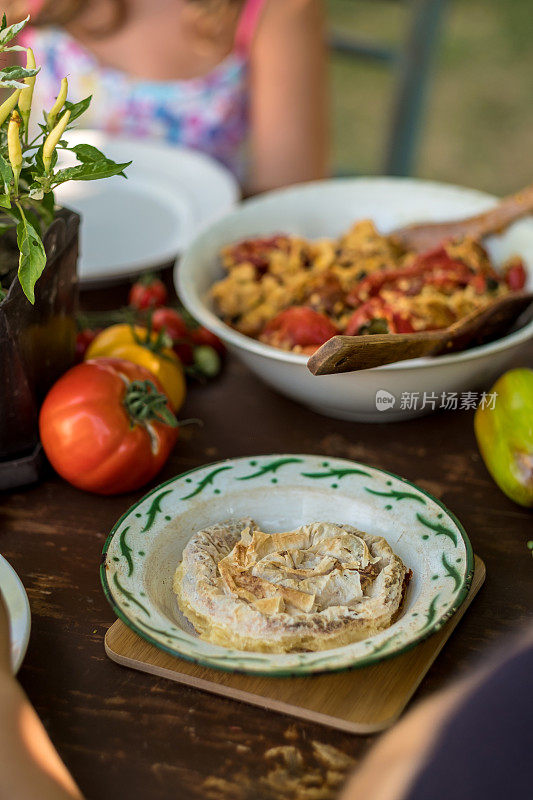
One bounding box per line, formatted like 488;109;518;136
234;0;268;54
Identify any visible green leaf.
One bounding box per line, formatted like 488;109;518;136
0;65;39;81
64;95;92;123
41;189;55;219
1;14;7;32
0;152;13;190
69;143;109;163
0;193;11;208
28;185;44;201
15;205;46;304
33;145;45;176
0;64;40;90
52;159;132;185
0;15;29;46
24;206;43;235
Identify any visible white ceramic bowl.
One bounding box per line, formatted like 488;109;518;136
176;178;533;421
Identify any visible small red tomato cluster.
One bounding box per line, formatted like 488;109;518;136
150;306;225;378
130;274;225;376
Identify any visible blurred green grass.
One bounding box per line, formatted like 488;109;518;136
327;0;533;195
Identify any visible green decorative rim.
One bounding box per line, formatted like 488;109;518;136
100;455;474;677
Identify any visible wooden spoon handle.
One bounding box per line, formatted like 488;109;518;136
392;183;533;252
307;332;444;376
445;183;533;240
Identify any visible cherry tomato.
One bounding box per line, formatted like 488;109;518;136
504;259;527;291
129;274;168;310
173;341;194;366
260;307;337;349
193;345;221;378
150;308;195;364
39;358;179;495
151;307;189;341
75;328;100;362
191;326;226;355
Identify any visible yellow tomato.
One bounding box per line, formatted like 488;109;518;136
85;324;186;412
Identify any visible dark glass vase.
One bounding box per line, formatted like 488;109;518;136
0;207;80;488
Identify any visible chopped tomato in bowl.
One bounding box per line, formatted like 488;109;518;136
260;307;338;352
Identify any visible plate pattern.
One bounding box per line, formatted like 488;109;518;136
101;455;474;676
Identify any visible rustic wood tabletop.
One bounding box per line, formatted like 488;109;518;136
2;274;532;800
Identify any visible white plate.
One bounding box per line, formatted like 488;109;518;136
55;131;240;286
0;555;31;673
101;455;473;676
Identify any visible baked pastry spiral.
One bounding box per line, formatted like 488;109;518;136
174;519;411;653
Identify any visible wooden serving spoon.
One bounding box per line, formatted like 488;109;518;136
390;183;533;253
307;291;533;376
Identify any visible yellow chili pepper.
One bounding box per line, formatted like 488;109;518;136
42;109;70;173
85;324;186;412
7;111;22;193
46;76;68;129
18;48;36;130
0;89;21;127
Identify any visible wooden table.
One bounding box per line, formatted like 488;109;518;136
2;275;532;800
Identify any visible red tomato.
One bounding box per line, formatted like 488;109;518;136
345;298;415;335
504;259;527;291
392;313;416;334
39;358;178;495
227;235;290;272
150;307;195;364
75;328;100;362
151;307;189;341
345;299;388;335
470;274;487;294
261;307;337;349
129;275;168;310
173;341;194;366
191;325;226;355
346;246;472;306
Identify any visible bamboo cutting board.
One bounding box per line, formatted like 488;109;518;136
105;555;484;734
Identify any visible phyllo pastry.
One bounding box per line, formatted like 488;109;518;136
174;519;411;653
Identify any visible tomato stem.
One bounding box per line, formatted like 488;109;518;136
124;380;178;428
129;320;173;357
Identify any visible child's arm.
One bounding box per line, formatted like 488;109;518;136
249;0;329;193
0;592;83;800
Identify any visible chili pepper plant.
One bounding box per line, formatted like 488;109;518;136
0;13;131;486
0;14;130;302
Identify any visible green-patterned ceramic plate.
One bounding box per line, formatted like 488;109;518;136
101;455;474;676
